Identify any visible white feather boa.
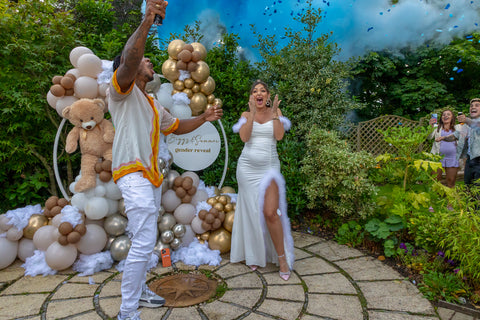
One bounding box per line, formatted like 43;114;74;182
232;116;292;132
257;168;295;270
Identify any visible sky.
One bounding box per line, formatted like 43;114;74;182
148;0;480;61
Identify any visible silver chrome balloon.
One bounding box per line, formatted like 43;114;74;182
158;213;176;232
158;158;166;170
118;199;126;217
109;235;131;261
170;237;182;250
103;213;128;236
158;205;166;216
172;224;186;238
160;230;175;244
153;239;171;257
104;236;116;250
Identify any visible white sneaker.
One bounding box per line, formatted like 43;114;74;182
139;287;165;308
117;310;141;320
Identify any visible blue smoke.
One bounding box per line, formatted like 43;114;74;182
148;0;480;60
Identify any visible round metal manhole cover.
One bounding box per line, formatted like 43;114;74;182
149;273;219;307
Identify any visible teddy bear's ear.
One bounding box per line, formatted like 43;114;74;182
93;98;105;111
62;106;71;119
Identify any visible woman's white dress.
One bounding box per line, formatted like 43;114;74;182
230;120;295;269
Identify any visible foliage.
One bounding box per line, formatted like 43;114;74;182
252;0;364;217
301;127;378;219
335;221;364;247
364;215;405;257
418;271;466;303
350;36;480;120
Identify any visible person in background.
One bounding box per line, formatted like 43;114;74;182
438;99;480;186
108;1;223;319
230;80;295;281
428;109;462;188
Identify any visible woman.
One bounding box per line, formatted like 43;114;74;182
428;109;462;188
230;80;295;280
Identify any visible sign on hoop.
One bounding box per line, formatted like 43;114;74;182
166;122;221;171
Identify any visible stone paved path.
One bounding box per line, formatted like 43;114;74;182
0;232;475;320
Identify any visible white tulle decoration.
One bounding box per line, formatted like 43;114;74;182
171;238;221;266
22;250;57;276
73;251;114;276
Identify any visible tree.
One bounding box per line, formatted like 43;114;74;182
251;0;363;216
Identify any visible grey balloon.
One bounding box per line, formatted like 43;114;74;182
118;199;126;217
161;230;174;244
166;170;180;189
172;224;186;238
161;167;169;179
158;205;165;216
158;213;176;232
153;239;171;257
158;158;166;170
110;235;131;261
104;236;116;250
104;214;128;236
170;237;182;250
168;151;174;166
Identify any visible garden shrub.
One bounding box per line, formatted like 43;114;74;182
301;127;377;219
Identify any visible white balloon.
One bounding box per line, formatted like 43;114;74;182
181;225;196;246
106;198;119;215
17;238;36;262
45;242;77;270
33;225;57;251
0;215;12;231
84;187;96;199
191;189;208;205
94;185;106;197
69;181;77;194
76;224;107;255
105;180;122;200
84;217;104;227
170;103;192;120
0;238;18;270
190;216;207;234
69;46;93;68
85;196;109;220
161;189;181;212
51;213;63;228
173;203;196;225
74;76;98;99
56;95;78;117
98;83;109;97
66;68;81;80
71;192;87;211
77;53;103;78
6;227;23;241
47;90;59;109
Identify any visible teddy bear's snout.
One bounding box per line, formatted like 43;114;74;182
82;120;97;130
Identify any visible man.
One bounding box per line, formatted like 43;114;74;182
108;1;223;319
439;98;480;186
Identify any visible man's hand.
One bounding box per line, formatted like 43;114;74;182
203;104;223;122
145;0;168;25
458;114;467;124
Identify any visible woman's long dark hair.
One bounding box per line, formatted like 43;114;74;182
249;79;272;110
437;109;456;133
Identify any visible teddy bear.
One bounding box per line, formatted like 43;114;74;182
62;98;114;193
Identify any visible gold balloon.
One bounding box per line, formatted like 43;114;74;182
224;203;234;212
23;214;48;239
223;211;234;232
200;76;215;95
218;195;228;205
162;58;180;83
167;39;186;59
220;186;236;194
213;98;223;108
173;80;185;91
207;197;218;206
192;83;200;93
171;89;180;95
182;88;193;98
213;202;224;212
207;95;216;104
190;92;207;116
208;227;231;254
191;42;207;60
191;61;210;83
200;232;210;241
214;186;220;196
184;78;194;89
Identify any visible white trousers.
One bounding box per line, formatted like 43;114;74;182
117;172;162;315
